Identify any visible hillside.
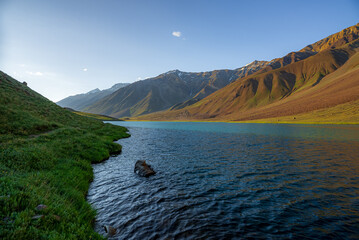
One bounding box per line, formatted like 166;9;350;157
56;83;129;111
83;53;311;118
134;24;359;122
81;24;358;119
0;71;129;239
84;69;238;117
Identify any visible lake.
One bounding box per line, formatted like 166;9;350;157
87;122;359;239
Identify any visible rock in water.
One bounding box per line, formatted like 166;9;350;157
134;160;156;177
103;225;117;236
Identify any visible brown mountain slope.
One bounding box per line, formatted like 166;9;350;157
56;83;129;111
241;23;359;76
84;59;288;118
300;23;359;53
85;23;359;119
84;69;238;118
83;51;316;118
233;49;359;122
135;38;359;122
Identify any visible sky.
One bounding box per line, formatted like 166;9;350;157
1;0;358;102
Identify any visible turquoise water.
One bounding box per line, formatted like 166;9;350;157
111;121;359;141
88;122;359;239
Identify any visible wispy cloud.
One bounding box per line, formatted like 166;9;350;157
26;71;44;76
83;68;88;72
172;31;181;37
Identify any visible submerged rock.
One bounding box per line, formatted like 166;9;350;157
134;160;156;177
103;225;117;236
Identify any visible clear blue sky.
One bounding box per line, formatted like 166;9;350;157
1;0;358;101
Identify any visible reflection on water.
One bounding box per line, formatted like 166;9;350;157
88;123;359;239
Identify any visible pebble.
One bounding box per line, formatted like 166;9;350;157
31;215;44;220
35;204;48;211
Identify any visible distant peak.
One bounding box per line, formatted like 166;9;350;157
164;69;181;74
111;83;129;88
249;60;267;65
236;60;267;70
106;83;130;92
159;69;188;79
86;88;100;94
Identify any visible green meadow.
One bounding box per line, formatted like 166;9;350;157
0;72;129;239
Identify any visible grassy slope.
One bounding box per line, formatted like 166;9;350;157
0;72;129;239
83;71;232;118
71;110;120;121
229;99;359;124
229;50;359;123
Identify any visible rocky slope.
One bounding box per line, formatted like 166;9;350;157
83;52;312;118
56;83;129;110
135;23;359;122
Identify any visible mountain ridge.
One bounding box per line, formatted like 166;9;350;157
135;31;359;122
65;23;359;121
56;82;129;110
83;50;313;118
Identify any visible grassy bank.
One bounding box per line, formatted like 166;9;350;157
130;99;359;125
228;100;359;124
0;72;129;239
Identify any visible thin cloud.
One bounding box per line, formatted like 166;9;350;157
172;31;181;37
83;68;88;72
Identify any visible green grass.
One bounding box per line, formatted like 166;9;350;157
228;100;359;124
0;71;130;239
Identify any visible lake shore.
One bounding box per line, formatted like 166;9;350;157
123;119;359;125
1;122;129;239
129;99;359;124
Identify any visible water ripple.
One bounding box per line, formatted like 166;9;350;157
87;125;359;239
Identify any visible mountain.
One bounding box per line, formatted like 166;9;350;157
56;82;129;110
135;23;359;122
83;24;353;118
83;53;312;118
83;69;237;117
